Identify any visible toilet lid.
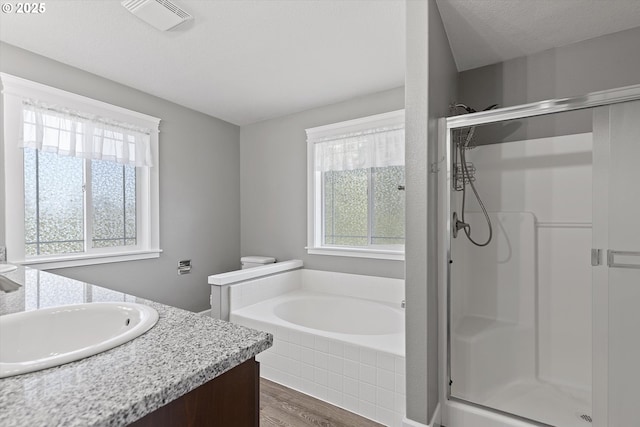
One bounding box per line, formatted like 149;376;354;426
241;256;276;264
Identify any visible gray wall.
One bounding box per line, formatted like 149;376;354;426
427;0;458;421
0;71;4;249
405;0;457;424
0;42;241;312
459;26;640;145
240;87;405;279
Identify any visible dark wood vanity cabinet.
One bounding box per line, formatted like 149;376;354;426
130;358;259;427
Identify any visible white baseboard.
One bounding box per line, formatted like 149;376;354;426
403;418;427;427
198;309;212;316
403;403;441;427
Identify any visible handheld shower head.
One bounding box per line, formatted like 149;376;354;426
450;101;498;247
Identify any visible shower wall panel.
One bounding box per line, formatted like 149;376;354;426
451;212;536;402
460;132;593;391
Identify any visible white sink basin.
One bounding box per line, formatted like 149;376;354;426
0;302;159;378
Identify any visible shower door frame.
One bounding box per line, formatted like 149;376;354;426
438;84;640;426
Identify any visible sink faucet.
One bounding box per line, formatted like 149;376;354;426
0;275;21;293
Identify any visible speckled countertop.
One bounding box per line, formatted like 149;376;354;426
0;267;272;427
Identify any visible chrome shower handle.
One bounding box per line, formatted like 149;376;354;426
607;250;640;269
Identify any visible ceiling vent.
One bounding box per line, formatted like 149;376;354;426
122;0;192;31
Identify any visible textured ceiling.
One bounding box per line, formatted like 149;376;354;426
1;1;639;125
436;0;640;71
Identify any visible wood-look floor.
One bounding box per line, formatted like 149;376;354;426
260;379;384;427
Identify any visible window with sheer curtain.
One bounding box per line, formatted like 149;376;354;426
1;73;161;268
306;110;405;260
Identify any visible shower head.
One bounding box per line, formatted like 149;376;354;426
451;103;499;116
452;103;475;114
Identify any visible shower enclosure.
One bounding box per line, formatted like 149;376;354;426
438;85;640;427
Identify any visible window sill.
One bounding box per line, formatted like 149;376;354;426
306;246;404;261
13;249;163;270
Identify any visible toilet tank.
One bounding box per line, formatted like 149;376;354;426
241;256;276;269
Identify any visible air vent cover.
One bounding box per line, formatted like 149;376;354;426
122;0;192;31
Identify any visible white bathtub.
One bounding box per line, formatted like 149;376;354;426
227;267;406;427
234;290;404;353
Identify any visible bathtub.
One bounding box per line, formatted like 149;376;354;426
226;266;406;427
234;290;404;352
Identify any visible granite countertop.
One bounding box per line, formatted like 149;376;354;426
0;267;272;427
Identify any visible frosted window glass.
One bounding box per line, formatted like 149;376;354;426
23;269;86;310
92;160;136;248
91;286;128;303
372;166;405;245
23;149;38;256
23;149;138;257
23;148;84;256
37;273;86;308
322;166;405;248
323;169;368;246
125;165;136;241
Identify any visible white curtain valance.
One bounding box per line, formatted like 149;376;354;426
20;99;153;167
313;125;405;172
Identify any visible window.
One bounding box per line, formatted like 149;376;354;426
306;110;405;260
1;73;161;269
23;149;137;256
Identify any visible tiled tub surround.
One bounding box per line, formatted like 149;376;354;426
0;267;272;427
229;269;406;427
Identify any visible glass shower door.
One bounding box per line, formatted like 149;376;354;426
593;99;640;427
447;105;602;425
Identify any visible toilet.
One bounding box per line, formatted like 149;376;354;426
240;256;276;269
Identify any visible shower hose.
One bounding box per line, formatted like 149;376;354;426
453;103;495;247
